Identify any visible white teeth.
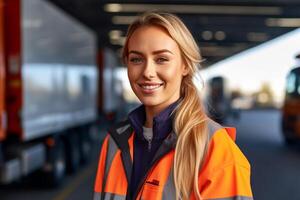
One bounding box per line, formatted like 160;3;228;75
141;85;161;90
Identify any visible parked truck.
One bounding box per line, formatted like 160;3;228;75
0;0;99;185
281;54;300;145
206;76;232;124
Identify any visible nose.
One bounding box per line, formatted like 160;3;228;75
143;60;156;79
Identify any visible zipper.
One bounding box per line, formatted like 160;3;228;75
147;139;152;152
132;132;176;199
132;148;173;199
133;159;159;199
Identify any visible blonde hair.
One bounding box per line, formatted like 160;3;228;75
122;12;208;200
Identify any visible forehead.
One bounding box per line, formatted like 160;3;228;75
127;25;180;54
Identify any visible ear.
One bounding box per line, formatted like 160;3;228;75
182;64;189;76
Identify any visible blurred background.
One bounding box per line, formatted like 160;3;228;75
0;0;300;199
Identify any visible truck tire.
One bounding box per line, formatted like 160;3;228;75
44;138;66;187
281;119;298;146
79;129;92;164
65;132;81;173
283;134;297;146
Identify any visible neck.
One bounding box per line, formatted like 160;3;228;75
144;99;180;128
144;106;159;128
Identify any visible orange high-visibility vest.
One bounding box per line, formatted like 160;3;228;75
94;119;253;200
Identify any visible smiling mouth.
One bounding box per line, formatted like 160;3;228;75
138;83;164;92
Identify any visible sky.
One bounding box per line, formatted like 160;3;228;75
200;28;300;104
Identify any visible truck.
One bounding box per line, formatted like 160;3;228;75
206;76;232;124
0;0;99;186
281;54;300;145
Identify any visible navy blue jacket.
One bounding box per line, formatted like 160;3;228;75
127;101;179;198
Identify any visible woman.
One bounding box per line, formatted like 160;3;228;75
94;12;253;200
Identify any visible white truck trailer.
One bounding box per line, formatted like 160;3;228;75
0;0;99;186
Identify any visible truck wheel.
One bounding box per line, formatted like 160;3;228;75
281;121;298;146
65;132;81;173
44;138;66;187
284;136;297;146
79;130;92;164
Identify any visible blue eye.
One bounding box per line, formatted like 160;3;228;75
156;57;169;64
129;57;143;64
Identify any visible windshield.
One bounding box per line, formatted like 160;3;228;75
286;71;300;98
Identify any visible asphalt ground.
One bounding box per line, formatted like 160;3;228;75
1;109;300;200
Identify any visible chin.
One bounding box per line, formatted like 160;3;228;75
140;100;159;107
138;97;161;107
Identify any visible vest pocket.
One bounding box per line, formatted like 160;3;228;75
141;182;163;200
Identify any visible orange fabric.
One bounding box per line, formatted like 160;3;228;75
105;134;134;195
224;127;236;141
197;128;252;199
94;127;252;199
94;135;109;192
137;150;175;200
94;134;134;195
105;149;128;194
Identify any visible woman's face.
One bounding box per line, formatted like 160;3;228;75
127;25;188;112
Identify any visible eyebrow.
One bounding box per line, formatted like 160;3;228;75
128;49;174;56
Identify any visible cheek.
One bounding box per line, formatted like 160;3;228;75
127;67;138;82
160;66;183;83
127;67;142;92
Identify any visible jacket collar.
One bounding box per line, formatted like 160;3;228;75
128;99;180;141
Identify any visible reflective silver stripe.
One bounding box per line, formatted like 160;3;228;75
207;196;253;200
93;192;101;200
102;136;119;193
93;192;126;200
116;124;131;135
159;119;222;200
207;118;222;139
162;166;176;200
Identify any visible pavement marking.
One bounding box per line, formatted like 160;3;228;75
52;161;97;200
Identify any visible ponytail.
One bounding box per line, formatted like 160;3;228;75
173;76;208;199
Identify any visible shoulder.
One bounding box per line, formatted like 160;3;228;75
108;119;133;135
201;119;251;176
198;119;253;198
104;119;134;150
